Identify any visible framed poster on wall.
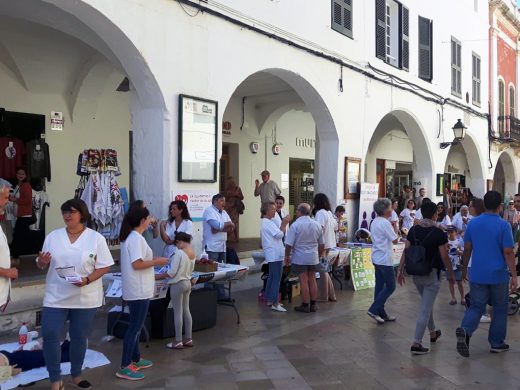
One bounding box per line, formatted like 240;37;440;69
178;94;218;182
344;157;361;199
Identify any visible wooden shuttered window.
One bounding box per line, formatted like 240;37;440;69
375;0;386;60
400;5;409;71
332;0;353;38
418;16;433;82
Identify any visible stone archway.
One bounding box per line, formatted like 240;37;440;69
366;109;434;199
493;151;517;198
0;0;168;216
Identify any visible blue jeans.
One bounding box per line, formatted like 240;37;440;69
265;261;283;303
368;264;396;317
461;282;509;347
121;299;150;368
42;306;97;383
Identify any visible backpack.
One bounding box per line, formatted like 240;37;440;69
404;227;436;276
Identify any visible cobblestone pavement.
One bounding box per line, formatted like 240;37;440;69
11;277;520;389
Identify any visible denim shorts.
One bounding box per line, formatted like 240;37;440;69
291;263;320;274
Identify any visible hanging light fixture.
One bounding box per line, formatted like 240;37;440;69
440;119;467;149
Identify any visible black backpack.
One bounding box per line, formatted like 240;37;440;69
404;227;436;276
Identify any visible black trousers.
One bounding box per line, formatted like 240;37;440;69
10;216;33;257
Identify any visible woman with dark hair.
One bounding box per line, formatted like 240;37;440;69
161;232;196;349
36;199;114;390
436;203;452;230
397;202;455;355
129;200;159;243
9;166;33;261
116;206;168;381
160;200;193;259
312;193;337;302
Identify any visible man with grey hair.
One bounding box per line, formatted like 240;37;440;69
0;186;19;308
368;198;399;324
284;203;323;313
254;170;281;204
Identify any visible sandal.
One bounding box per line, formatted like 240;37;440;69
183;339;194;347
71;378;92;389
166;341;184;350
460;300;466;306
449;300;457;305
430;329;442;343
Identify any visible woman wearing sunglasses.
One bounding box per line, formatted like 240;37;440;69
36;198;114;390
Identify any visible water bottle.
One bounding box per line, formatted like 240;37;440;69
18;322;28;345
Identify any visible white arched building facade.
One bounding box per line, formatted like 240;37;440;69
0;0;508;247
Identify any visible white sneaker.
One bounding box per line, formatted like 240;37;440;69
367;311;385;324
480;315;491;323
271;304;287;312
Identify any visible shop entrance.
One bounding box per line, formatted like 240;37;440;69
221;69;337;239
384;162;412;200
289;158;314;216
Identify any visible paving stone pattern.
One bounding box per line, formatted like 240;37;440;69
13;277;520;389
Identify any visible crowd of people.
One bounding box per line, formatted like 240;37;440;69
0;172;519;387
369;187;518;358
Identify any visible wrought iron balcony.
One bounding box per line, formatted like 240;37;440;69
497;115;520;142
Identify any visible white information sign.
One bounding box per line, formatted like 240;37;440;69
358;183;379;231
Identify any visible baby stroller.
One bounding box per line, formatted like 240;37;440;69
260;264;297;303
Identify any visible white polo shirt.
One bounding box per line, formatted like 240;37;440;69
202;205;231;252
260;218;284;262
285;216;323;266
272;208;289;235
370;217;397;266
314;209;337;250
42;228;114;309
121;231;154;301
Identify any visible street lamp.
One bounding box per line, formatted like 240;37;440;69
440;119;467;149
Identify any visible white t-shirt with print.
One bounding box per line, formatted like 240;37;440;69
370;217;397;266
314;209;337;250
42;228;114;309
121;231;154;301
400;208;416;230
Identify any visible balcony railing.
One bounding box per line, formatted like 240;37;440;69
497;115;520;142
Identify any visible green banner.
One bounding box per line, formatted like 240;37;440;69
350;247;375;290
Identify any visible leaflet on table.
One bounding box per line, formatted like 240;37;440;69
55;266;83;284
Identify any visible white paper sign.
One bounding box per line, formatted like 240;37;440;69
358;183;379;231
50;111;64;131
173;190;214;221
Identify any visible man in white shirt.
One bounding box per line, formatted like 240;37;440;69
202;194;234;263
452;205;471;234
0;186;18;307
285;203;324;313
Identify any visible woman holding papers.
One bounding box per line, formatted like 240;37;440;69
36;199;114;390
116;205;168;381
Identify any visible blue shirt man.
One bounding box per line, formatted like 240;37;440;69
456;191;518;358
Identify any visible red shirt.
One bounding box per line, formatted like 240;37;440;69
0;138;25;180
15;182;32;217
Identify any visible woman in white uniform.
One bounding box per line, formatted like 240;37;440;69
160;200;193;258
312;193;337;302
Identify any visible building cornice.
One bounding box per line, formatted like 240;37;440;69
490;0;520;36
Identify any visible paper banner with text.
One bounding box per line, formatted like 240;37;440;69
172;190;214;221
358;183;379;231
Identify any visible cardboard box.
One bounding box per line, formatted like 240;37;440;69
291;283;300;298
194;261;218;273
